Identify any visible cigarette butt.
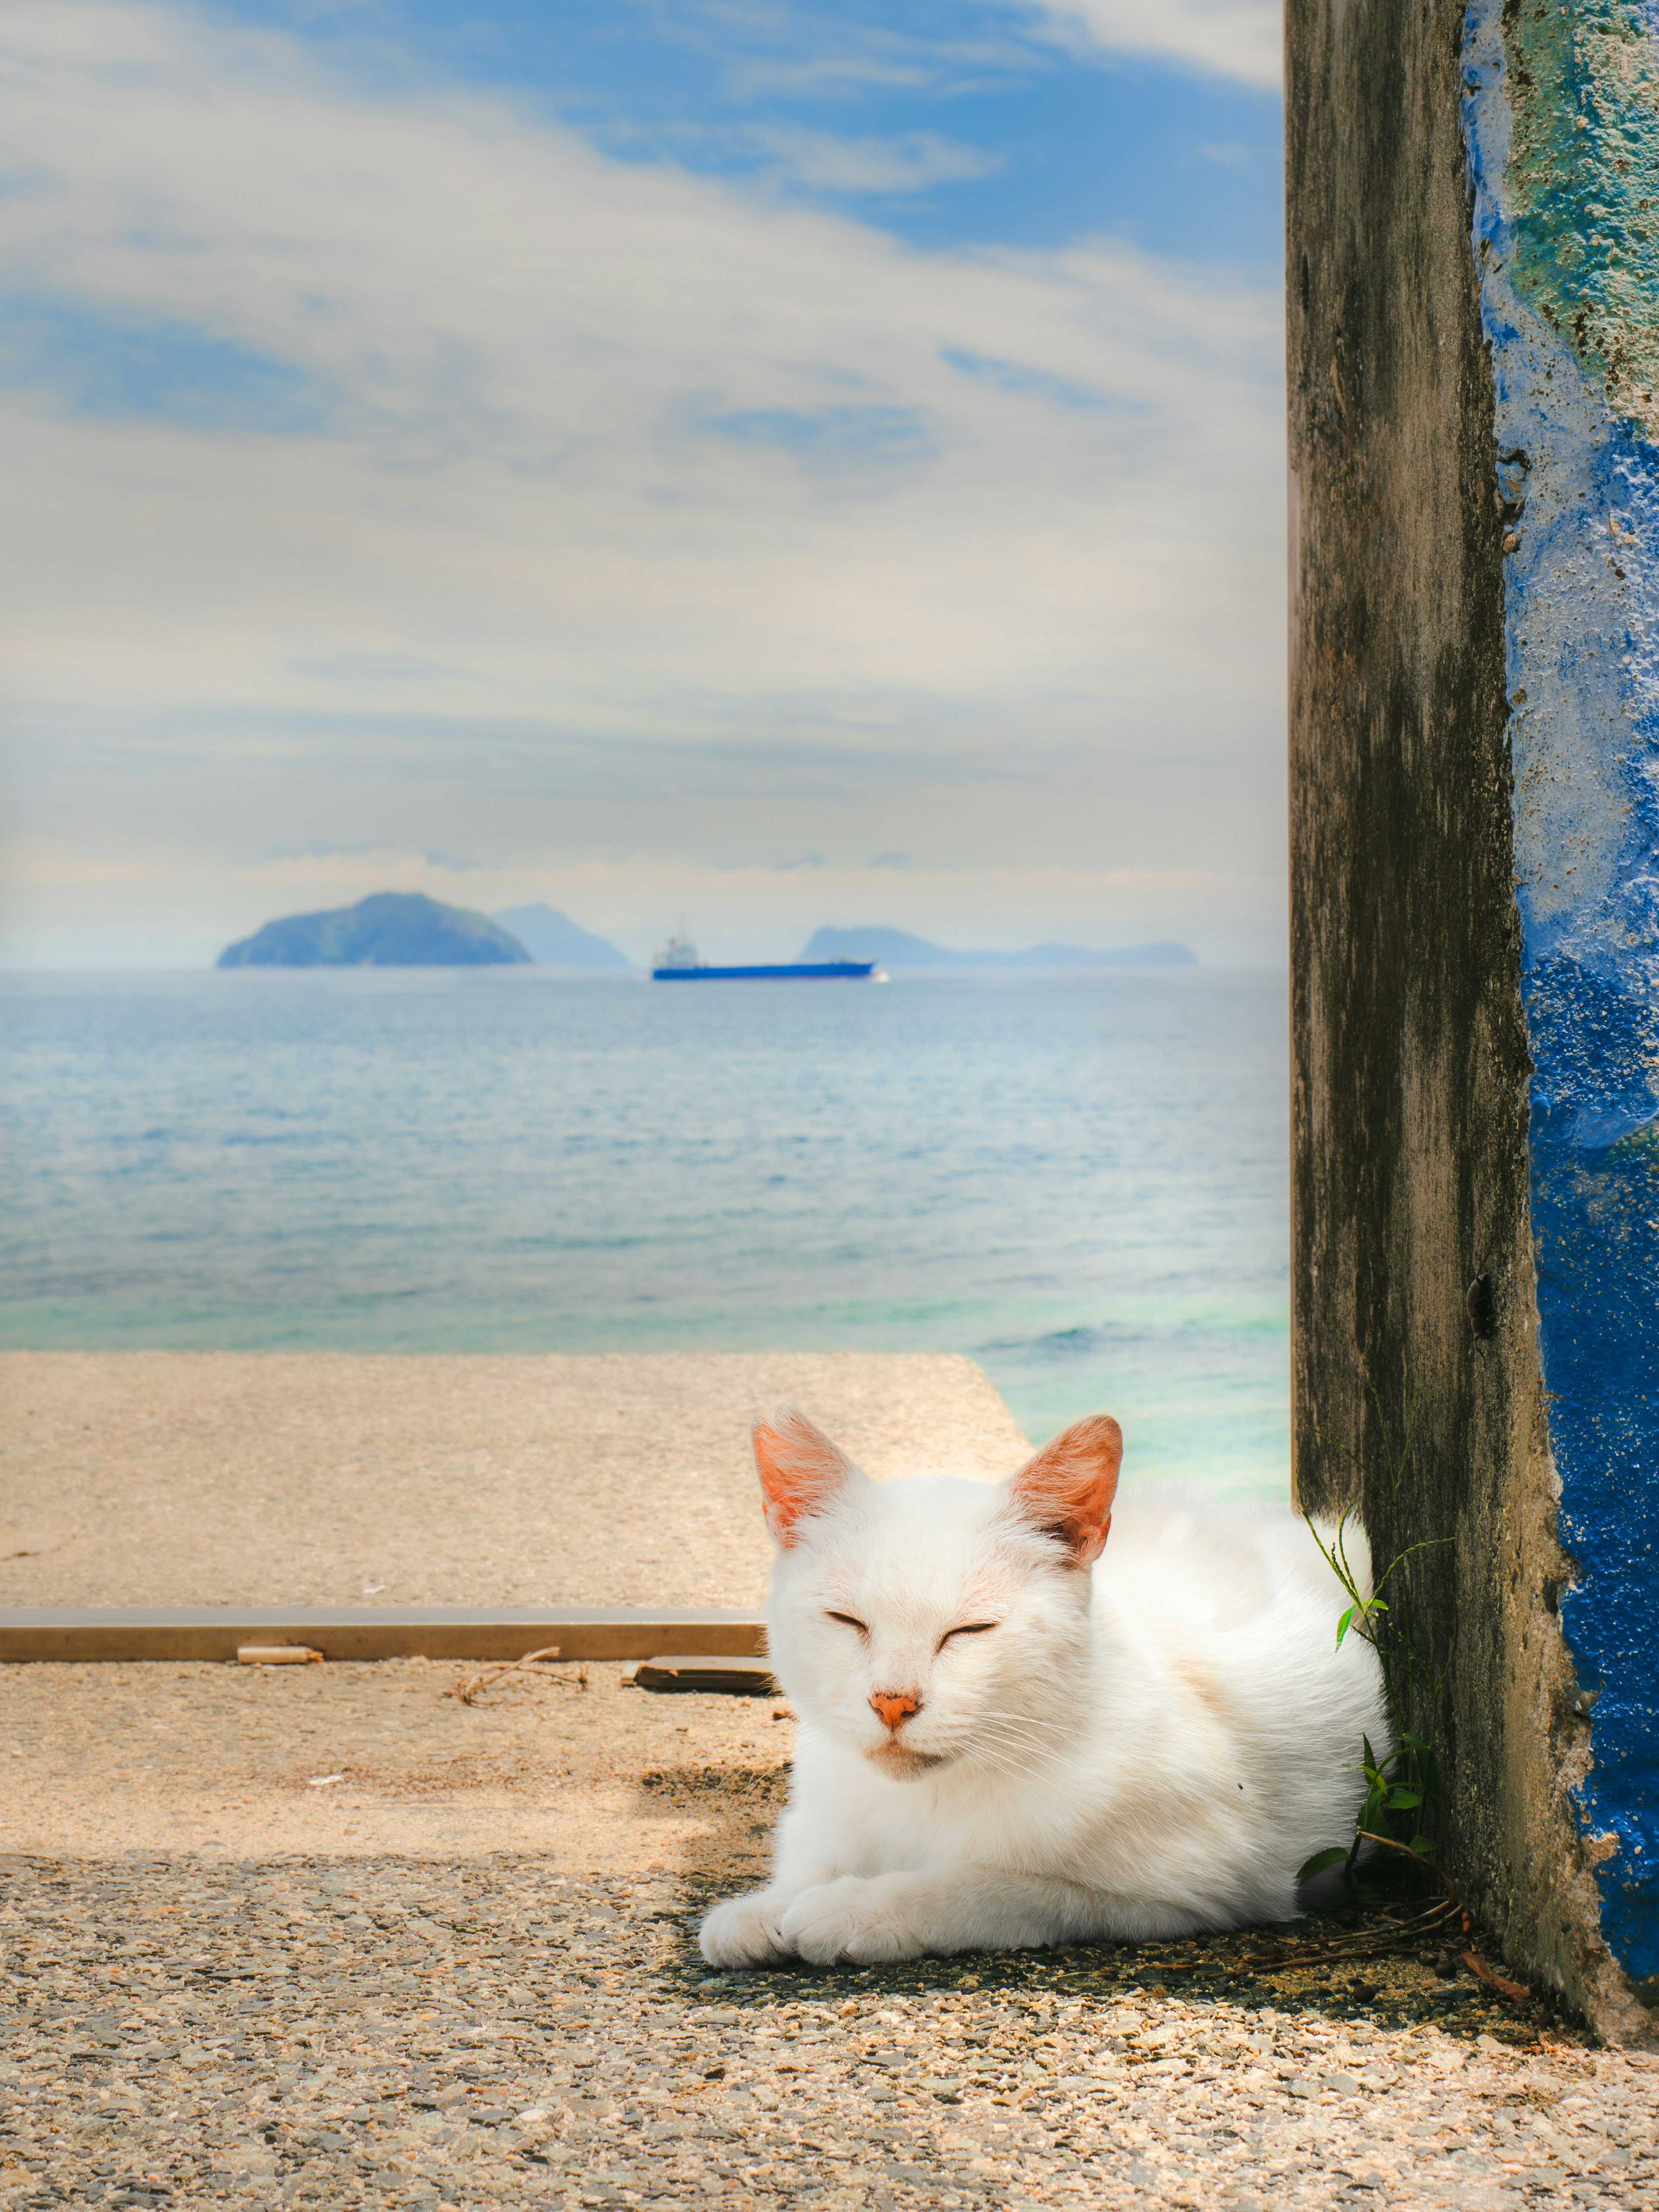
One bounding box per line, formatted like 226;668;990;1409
237;1645;324;1665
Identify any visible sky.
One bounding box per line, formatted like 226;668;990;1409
0;0;1286;969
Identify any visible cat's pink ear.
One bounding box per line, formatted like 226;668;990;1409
1008;1414;1123;1566
753;1405;859;1548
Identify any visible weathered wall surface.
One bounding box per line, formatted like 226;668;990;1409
1288;0;1659;2040
1465;0;1659;2018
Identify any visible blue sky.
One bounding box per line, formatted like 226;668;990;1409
0;0;1287;966
215;0;1282;261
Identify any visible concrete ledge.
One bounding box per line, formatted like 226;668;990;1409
0;1606;766;1665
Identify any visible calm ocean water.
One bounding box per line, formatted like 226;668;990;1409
0;968;1289;1493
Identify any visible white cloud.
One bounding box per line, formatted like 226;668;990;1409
1028;0;1282;89
725;124;1002;195
0;1;1285;965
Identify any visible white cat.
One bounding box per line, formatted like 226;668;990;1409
700;1406;1388;1967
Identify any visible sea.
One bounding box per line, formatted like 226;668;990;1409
0;967;1290;1495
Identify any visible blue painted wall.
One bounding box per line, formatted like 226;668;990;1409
1464;0;1659;1990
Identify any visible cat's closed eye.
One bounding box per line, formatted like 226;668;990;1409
826;1611;869;1635
938;1621;998;1649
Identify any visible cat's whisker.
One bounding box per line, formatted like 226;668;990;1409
965;1740;1066;1768
972;1710;1072;1738
965;1730;1065;1779
973;1705;1074;1730
907;1713;1061;1770
971;1717;1070;1749
955;1716;1044;1752
973;1748;1060;1783
969;1768;1039;1793
973;1716;1066;1752
970;1735;1050;1768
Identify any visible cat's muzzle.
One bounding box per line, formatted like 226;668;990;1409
867;1738;948;1778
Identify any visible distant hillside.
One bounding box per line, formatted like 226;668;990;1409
217;892;531;969
800;927;1198;971
492;904;633;971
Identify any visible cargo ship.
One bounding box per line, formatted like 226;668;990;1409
651;932;880;981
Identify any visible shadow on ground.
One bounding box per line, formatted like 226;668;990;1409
655;1867;1592;2053
635;1768;1587;2051
632;1761;788;1893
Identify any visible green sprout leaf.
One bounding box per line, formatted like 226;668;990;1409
1306;1384;1450;1906
1296;1847;1352;1883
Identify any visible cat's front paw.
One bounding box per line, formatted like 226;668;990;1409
776;1877;925;1965
699;1890;795;1967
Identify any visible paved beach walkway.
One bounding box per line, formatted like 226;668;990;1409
1;1353;1653;2209
0;1351;1028;1611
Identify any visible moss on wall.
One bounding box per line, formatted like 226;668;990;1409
1503;0;1659;431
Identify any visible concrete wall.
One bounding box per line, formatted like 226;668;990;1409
1287;0;1659;2041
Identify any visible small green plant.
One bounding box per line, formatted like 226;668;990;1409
1297;1376;1453;1904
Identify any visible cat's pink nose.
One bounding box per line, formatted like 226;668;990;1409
870;1691;920;1731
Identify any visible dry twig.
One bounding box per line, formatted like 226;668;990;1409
1248;1897;1466;1970
1150;1893;1467;1978
449;1646;586;1706
1462;1949;1531;2002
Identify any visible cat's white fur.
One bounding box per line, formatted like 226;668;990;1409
700;1406;1387;1967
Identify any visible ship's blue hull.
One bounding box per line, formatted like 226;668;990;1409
652;960;877;981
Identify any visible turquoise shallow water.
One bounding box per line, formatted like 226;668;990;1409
0;968;1289;1494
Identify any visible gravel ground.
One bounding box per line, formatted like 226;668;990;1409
0;1352;1027;1612
3;1853;1655;2212
3;1656;1657;2210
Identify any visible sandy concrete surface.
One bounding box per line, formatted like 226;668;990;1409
0;1351;1030;1611
0;1655;787;1869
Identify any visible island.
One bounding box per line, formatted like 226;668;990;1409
491;904;633;971
798;927;1198;971
216;892;532;968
